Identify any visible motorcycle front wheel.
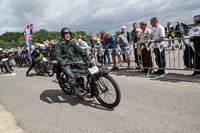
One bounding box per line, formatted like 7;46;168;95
94;74;121;108
46;62;54;76
2;62;11;74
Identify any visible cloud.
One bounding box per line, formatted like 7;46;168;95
0;0;200;34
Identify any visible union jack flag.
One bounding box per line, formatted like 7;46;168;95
24;24;34;56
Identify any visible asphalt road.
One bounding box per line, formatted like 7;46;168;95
0;67;200;133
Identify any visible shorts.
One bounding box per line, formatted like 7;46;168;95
111;49;117;58
121;48;131;60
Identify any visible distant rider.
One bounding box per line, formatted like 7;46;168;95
0;48;13;72
26;47;46;76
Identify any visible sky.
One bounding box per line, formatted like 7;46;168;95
0;0;199;35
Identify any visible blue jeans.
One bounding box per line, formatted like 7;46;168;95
178;34;187;45
62;65;74;84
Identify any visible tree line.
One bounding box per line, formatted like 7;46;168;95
0;29;98;49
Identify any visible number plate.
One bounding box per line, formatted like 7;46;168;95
88;66;99;74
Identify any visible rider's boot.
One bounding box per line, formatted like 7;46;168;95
69;83;86;97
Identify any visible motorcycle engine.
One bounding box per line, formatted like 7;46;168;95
76;77;85;88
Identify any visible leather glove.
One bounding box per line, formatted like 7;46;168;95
61;61;67;67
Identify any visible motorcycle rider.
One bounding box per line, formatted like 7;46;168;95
26;47;46;76
54;27;88;97
0;48;14;72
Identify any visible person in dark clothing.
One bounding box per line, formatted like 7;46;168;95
175;21;188;49
132;23;140;67
26;48;41;76
89;34;95;47
0;48;14;72
104;32;115;66
188;15;200;76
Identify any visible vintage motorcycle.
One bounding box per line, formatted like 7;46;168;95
0;57;12;74
34;57;54;76
57;59;121;108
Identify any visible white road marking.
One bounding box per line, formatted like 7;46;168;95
13;68;28;72
3;73;16;76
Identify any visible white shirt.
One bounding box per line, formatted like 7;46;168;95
189;26;200;37
77;41;90;54
152;25;165;48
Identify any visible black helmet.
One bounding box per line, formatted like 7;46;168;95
196;19;200;24
61;27;71;40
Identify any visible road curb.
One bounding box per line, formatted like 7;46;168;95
0;104;25;133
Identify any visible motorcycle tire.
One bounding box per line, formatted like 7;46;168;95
94;74;121;108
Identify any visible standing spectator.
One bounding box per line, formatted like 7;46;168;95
189;14;200;76
137;21;152;73
132;23;138;43
100;30;106;64
165;22;175;47
77;39;90;55
150;17;166;75
78;33;87;42
132;23;140;67
49;40;55;46
100;30;105;46
110;31;122;71
92;37;103;64
117;31;131;70
121;26;130;62
89;34;95;47
175;20;187;49
121;26;130;42
104;32;115;66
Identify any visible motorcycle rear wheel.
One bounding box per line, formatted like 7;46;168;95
58;72;72;95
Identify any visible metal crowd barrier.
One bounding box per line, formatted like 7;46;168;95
91;37;200;76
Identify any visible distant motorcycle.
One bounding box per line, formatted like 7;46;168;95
0;57;11;74
57;59;121;108
34;57;54;76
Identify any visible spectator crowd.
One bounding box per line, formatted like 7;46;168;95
1;14;200;76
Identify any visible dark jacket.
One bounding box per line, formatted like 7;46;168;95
54;40;86;64
31;49;40;61
104;36;115;48
0;53;9;60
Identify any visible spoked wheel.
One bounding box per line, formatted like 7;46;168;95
2;63;11;74
40;63;45;76
94;74;121;108
58;72;72;95
46;63;54;76
34;64;40;75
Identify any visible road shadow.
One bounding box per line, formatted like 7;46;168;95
109;68;155;77
40;89;114;111
109;68;200;83
25;73;38;77
150;73;200;83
